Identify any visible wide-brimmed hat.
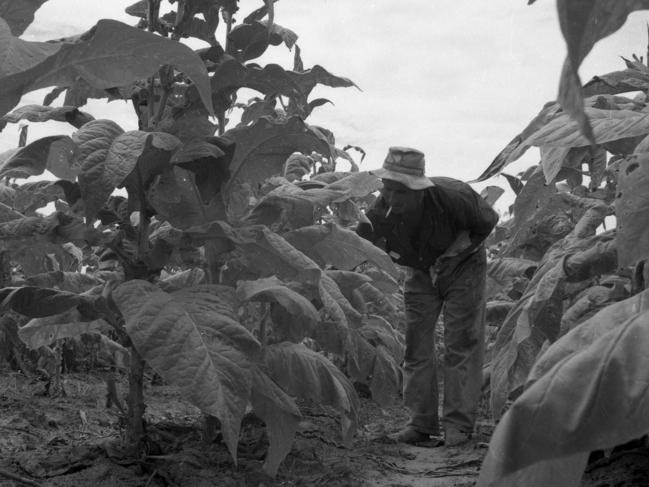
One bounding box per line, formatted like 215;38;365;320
371;146;434;190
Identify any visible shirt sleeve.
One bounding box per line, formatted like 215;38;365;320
442;182;499;244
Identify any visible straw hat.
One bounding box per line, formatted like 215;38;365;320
371;147;434;190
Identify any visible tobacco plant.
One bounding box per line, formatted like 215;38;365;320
477;2;649;486
0;0;404;476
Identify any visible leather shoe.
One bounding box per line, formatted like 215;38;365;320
445;427;471;446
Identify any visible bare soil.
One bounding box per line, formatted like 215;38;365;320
0;372;645;487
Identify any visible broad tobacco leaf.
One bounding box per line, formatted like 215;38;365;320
284;222;398;279
112;280;260;462
616;153;649;267
0;0;48;36
223;116;333;203
249;367;301;477
0;135;76;181
237;276;319;330
147;167;227;229
346;316;404;407
549;0;649;146
0;19;214;118
478;297;649;487
75;121;181;221
264;341;360;443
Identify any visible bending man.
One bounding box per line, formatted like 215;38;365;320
357;147;498;446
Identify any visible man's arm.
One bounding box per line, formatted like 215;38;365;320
433;185;499;275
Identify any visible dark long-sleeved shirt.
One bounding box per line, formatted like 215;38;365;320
357;177;499;270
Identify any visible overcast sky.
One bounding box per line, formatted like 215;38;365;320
6;1;649;211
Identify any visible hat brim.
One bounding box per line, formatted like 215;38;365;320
371;168;435;190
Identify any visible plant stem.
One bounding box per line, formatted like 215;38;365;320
127;347;146;445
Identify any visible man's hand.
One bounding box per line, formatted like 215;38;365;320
442;231;472;258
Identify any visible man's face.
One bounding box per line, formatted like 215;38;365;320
379;179;424;215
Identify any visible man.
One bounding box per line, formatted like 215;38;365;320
357;147;498;446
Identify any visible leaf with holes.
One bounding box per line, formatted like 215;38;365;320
616;154;649;267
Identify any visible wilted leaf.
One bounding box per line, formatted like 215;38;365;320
529;287;649;386
319;272;361;324
369;345;401;407
0;19;213;118
186;221;322;284
324;171;382;200
0;286;81;317
488;258;538;285
583;68;649;96
491;208;612;418
2;105;93;129
113;280;259;461
0;136;76;180
246;182;345;229
25;270;105;293
249;367;301;477
12;180;67;214
158;268;205;292
475;102;561;182
559;285;612;334
284;223;398;279
264;341;359;443
0;0;48;36
18;309;107;350
478;299;649;487
526;107;649;148
237;276;319;327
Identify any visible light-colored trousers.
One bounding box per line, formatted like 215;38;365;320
402;249;486;435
